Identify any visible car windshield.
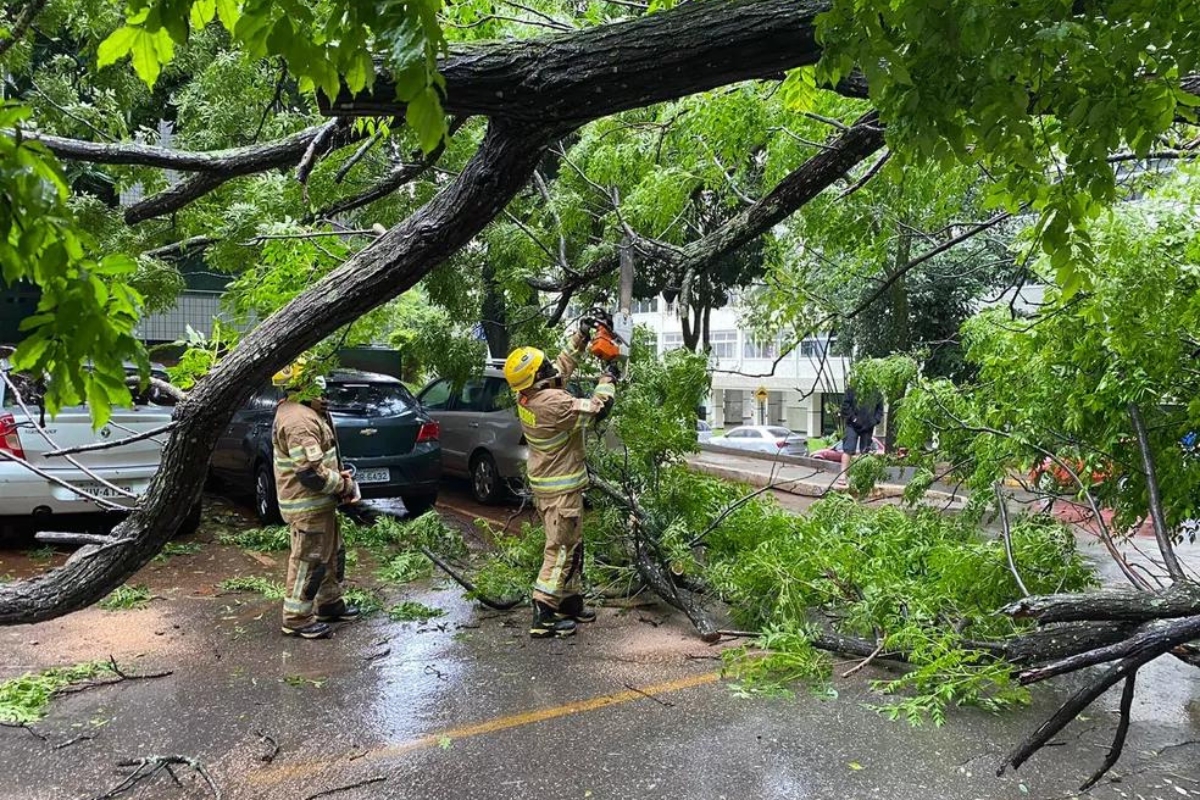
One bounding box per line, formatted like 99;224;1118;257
326;382;414;416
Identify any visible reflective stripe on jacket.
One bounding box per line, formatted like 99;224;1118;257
517;347;615;498
273;400;342;521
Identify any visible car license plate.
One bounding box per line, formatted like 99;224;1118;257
355;468;389;484
75;482;137;500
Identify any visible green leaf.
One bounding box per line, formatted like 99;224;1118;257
216;0;241;32
345;48;374;95
85;377;113;430
778;67;818;113
406;87;445;153
96;26;139;68
129;28;165;86
190;0;217;29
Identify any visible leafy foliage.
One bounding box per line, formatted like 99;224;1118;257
376;550;432;585
0;661;115;724
1;104;147;426
219;575;285;599
387;600;444;622
816;0;1200;283
97;583;152;610
898;174;1200;531
711;492;1095;721
218;525;289;551
98;0;448;150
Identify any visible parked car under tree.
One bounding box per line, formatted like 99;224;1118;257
209;370;441;523
0;359;199;534
417;364;529;504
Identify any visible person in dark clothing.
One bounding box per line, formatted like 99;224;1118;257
836;387;884;487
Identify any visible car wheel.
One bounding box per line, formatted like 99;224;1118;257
470;452;504;505
402;492;439;518
255;463;283;525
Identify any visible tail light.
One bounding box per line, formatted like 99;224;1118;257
416;421;440;443
0;413;26;460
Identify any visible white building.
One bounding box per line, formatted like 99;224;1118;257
629;297;849;435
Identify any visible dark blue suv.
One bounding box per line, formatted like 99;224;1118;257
209;370;442;522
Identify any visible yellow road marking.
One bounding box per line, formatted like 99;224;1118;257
249;670;720;786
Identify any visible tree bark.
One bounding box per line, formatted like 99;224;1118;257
1004;584;1200;625
326;0;836;123
0;120;554;624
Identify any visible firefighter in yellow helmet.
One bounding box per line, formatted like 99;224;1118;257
505;328;616;638
271;360;360;640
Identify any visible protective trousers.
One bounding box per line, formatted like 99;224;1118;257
532;490;584;609
282;510;345;629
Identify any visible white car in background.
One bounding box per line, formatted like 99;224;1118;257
0;361;196;532
711;425;806;456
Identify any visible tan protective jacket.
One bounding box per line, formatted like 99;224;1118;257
517;348;616;498
273;400;346;521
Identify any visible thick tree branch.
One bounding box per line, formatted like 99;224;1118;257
327;0;832;123
32;124;333;171
1004;584;1200;625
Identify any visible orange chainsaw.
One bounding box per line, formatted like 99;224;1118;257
580;306;629;380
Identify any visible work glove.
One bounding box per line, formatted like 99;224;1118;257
569;328;589;353
603;362;622;382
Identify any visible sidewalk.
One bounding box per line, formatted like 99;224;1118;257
687;448;966;507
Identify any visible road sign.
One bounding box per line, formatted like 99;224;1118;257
754;386;769;403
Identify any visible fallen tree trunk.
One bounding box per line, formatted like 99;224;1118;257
1004;584;1200;625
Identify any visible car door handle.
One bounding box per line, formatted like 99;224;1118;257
468;422;480;428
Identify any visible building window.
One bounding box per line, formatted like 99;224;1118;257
708;330;738;359
743;334;789;360
661;332;685;352
630;298;657;314
800;336;835;359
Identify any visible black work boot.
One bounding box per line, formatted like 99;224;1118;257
530;600;577;639
316;600;361;622
558;595;597;623
281;621;333;639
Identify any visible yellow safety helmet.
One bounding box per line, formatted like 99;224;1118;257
504;347;545;391
272;358;326;393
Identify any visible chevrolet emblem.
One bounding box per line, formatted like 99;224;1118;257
360;428;378;436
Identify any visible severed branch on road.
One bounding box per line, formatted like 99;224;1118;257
418;546;523;611
302;776;387;800
91;755;221;800
34;532;123;547
590;474;720;641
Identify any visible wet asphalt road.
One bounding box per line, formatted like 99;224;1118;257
2;489;1200;799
